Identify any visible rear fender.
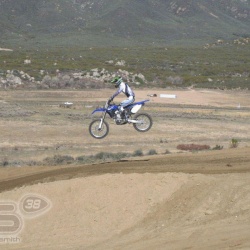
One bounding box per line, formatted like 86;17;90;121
129;100;149;114
130;104;142;114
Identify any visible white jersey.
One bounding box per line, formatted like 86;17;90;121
111;82;135;100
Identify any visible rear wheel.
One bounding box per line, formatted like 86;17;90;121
89;119;109;139
133;113;152;132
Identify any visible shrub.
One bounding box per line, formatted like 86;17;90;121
43;155;74;165
92;152;129;161
147;149;157;155
1;157;9;167
177;144;210;151
94;152;108;160
94;152;116;160
166;76;183;85
76;156;86;162
160;138;168;143
212;145;223;150
230;138;239;148
134;76;145;85
133;149;143;157
27;160;39;166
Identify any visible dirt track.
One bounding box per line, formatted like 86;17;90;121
1;147;250;250
0;147;249;193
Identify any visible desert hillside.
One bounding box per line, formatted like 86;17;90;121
1;0;249;46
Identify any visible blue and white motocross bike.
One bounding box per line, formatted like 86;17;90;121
89;99;153;139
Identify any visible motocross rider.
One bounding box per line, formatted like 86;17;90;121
108;76;135;119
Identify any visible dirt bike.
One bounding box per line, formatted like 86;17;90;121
89;99;153;139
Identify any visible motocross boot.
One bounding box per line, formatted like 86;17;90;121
120;107;129;120
118;106;128;124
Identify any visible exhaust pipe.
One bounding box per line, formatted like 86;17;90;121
127;119;142;124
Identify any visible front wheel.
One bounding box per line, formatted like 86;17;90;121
133;113;153;132
89;119;109;139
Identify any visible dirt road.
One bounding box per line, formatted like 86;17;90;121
0;147;250;192
0;147;250;250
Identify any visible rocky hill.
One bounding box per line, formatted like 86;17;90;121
0;0;249;47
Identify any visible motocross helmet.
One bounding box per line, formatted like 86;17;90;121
111;76;123;88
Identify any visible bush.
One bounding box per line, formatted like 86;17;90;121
177;144;210;151
92;152;129;161
76;156;86;162
147;149;157;155
230;138;239;148
212;145;223;150
1;157;9;167
133;149;143;157
160;138;168;143
94;152;110;160
43;155;74;165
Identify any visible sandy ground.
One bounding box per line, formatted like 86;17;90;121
1;88;250;162
137;88;250;107
0;88;250;249
0;147;250;250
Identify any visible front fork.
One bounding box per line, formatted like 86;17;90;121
98;111;107;130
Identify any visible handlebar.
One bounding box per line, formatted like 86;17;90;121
106;99;116;106
105;99;114;108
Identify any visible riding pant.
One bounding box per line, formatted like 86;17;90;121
120;95;135;108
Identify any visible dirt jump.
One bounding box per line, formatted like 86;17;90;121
0;147;250;250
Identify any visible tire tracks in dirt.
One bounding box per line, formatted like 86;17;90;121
83;171;250;250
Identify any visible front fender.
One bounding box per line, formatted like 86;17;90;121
91;108;106;115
